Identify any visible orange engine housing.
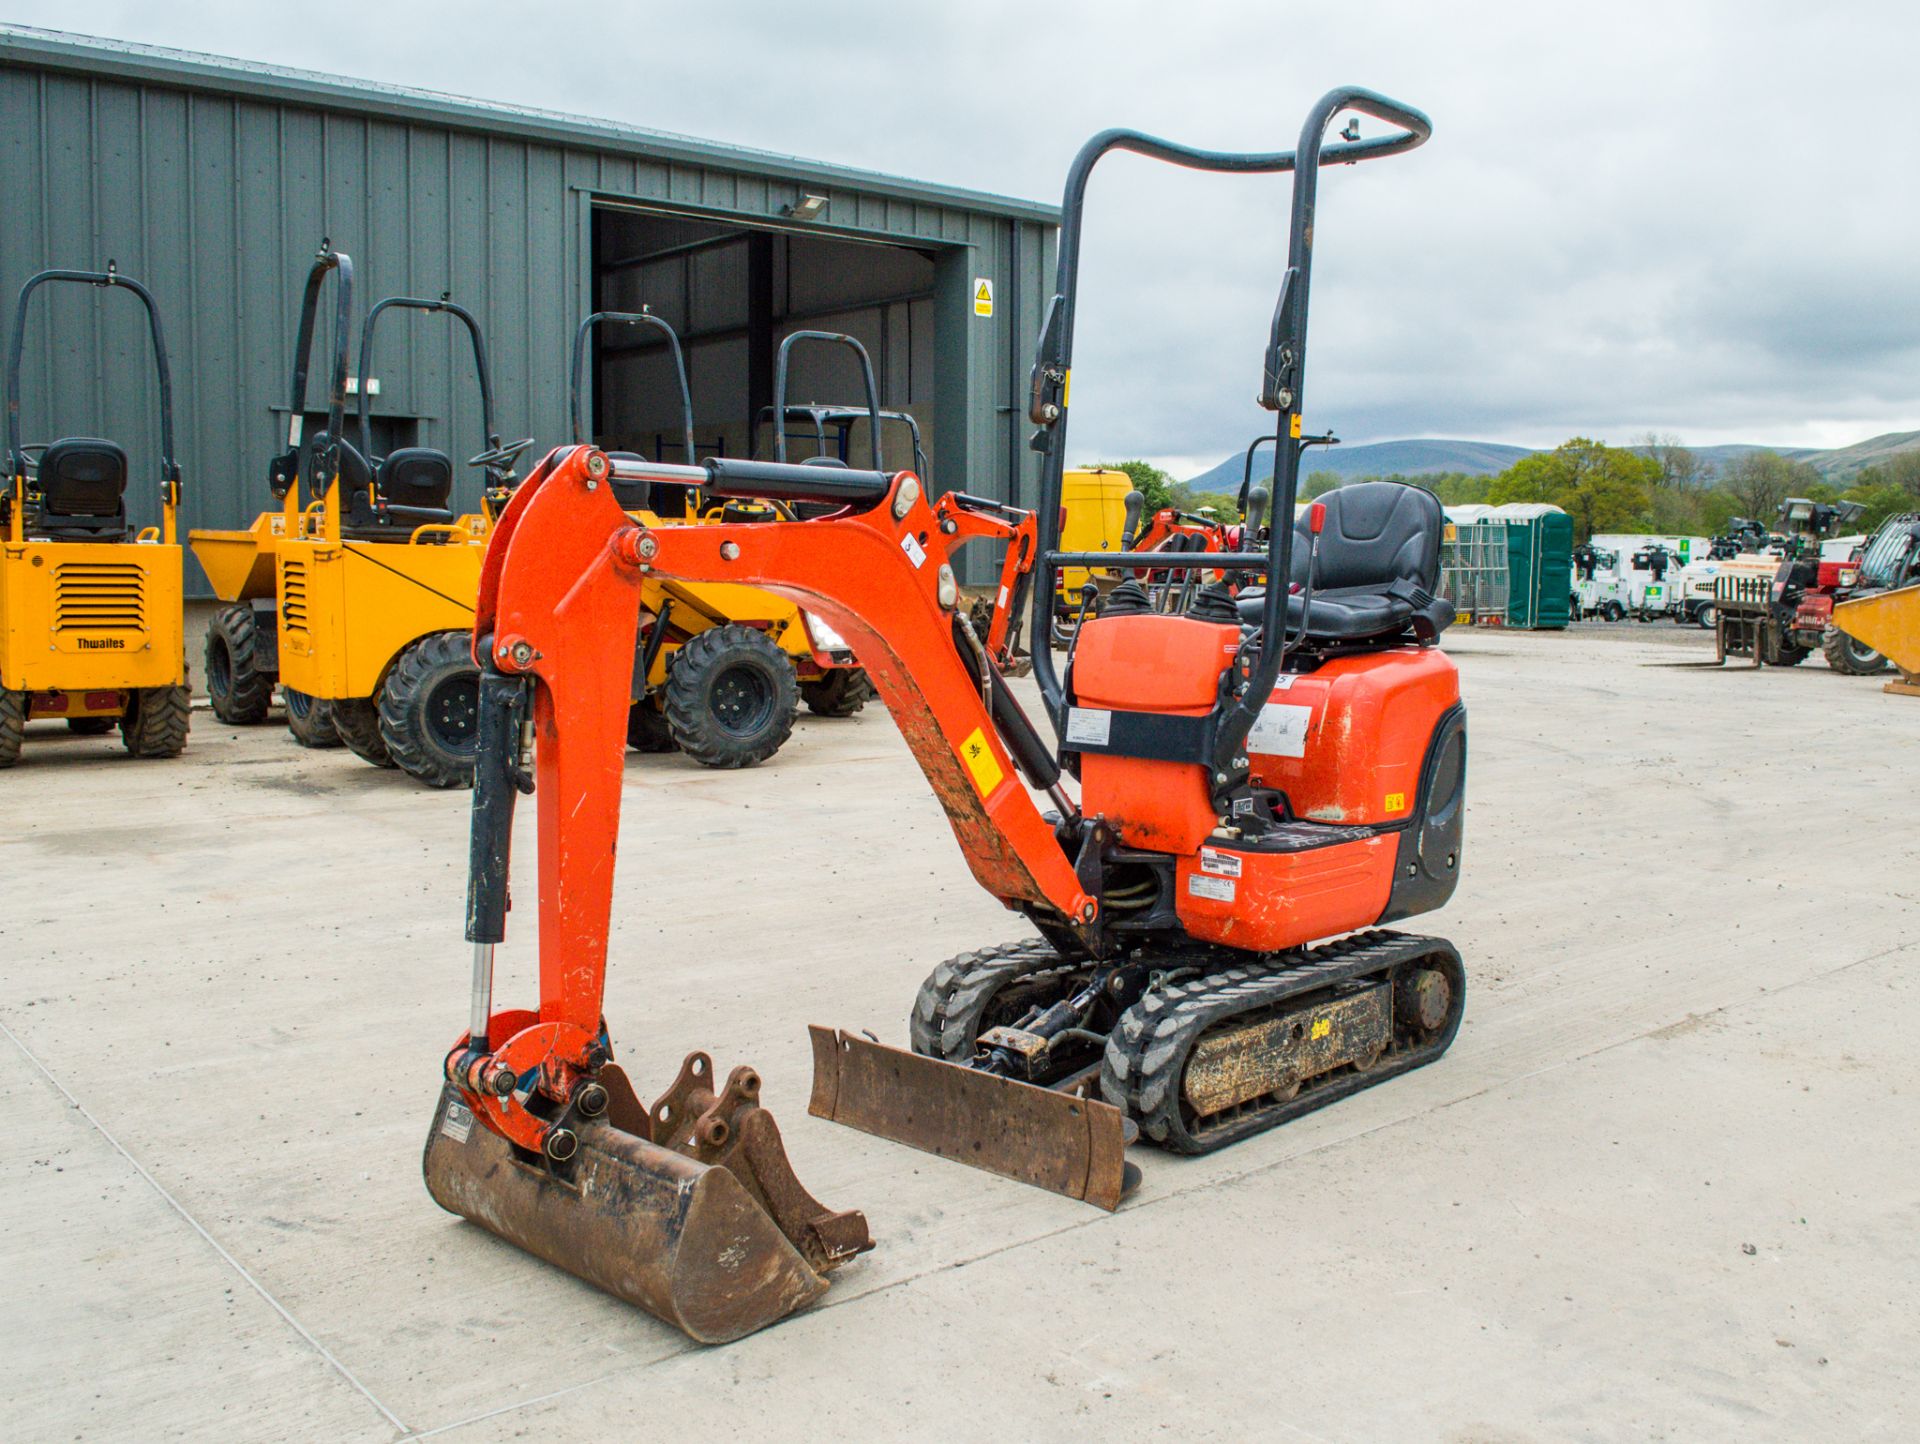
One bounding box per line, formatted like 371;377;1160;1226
1245;648;1459;827
1070;615;1462;952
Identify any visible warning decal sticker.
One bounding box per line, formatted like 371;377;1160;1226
973;278;994;317
959;727;1005;798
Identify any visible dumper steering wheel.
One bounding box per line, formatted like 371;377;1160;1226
469;437;535;472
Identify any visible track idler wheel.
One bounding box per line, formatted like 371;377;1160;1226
423;1053;871;1344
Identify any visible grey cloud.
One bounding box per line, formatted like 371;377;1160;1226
16;0;1920;466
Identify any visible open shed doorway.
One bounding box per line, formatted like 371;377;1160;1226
589;206;940;480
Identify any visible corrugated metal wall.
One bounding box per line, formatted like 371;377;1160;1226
0;41;1055;592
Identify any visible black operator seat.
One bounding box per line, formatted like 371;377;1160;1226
32;438;130;540
310;431;457;541
1235;480;1452;644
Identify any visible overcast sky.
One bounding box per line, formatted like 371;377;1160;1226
13;0;1920;476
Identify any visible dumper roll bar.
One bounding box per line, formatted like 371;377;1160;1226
272;242;353;499
771;331;885;471
6;264;181;502
756;403;930;481
568;309;696;461
355;294;508;471
1024;87;1430;807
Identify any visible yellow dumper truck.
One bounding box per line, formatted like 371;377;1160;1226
1;265;189;766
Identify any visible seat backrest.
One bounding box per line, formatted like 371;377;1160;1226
307;431;374;494
39;438;128;517
377;447;455;512
1304;481;1442;592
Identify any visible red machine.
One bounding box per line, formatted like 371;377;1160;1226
424;88;1465;1344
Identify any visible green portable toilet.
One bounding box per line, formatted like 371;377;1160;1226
1492;504;1573;629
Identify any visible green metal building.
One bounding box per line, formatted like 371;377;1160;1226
0;26;1058;590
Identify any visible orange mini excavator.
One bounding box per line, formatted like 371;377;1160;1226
424;87;1465;1343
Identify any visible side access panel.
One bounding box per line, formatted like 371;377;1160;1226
277;539;481;699
0;540;183;691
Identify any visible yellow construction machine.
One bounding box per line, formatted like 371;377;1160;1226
574;317;886;763
1;265;190;766
1833;581;1920;697
191;245;532;786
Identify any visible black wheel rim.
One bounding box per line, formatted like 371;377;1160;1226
426;673;480;752
711;663;776;737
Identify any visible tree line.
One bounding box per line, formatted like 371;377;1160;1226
1307;434;1920;542
1095;437;1920;544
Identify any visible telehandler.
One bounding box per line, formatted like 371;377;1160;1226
1;265;190;765
425;87;1463;1344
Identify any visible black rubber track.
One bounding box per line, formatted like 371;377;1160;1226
120;685;191;758
331;697;395;768
1100;930;1464;1155
907;938;1088;1061
800;666;875;718
204;604;274;724
663;624;798;769
283;688;341;748
378;631;480;788
0;688;25;767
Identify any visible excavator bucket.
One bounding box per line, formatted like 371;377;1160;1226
807;1027;1137;1211
424;1056;871;1344
1834;583;1920;695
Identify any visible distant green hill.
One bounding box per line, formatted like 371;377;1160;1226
1181;430;1920;490
1183;438;1532;493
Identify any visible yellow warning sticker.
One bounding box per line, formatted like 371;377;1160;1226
959;727;1005;798
1384;792;1407;814
1062;369;1071;408
1310;1017;1332;1041
1289;413;1304;439
973;278;994;317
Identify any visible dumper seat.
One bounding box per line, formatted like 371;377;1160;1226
30;438;129;541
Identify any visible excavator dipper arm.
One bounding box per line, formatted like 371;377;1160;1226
428;445;1107;1339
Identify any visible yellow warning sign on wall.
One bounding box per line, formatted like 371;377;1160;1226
973;278;994;317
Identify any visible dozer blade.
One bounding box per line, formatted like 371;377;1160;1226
808;1026;1137;1211
424;1060;870;1344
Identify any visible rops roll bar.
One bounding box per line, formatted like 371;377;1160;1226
1022;87;1430;798
569;309;696;462
771;331;886;471
356;295;499;463
6;263;181;499
270;240;352;498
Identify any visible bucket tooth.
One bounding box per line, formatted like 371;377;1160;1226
423;1060;869;1344
808;1025;1135;1211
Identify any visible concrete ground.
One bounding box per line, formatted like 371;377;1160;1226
2;625;1914;1442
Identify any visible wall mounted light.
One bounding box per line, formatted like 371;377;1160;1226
785;193;829;221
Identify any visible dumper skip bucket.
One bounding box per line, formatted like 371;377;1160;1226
424;1057;871;1344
